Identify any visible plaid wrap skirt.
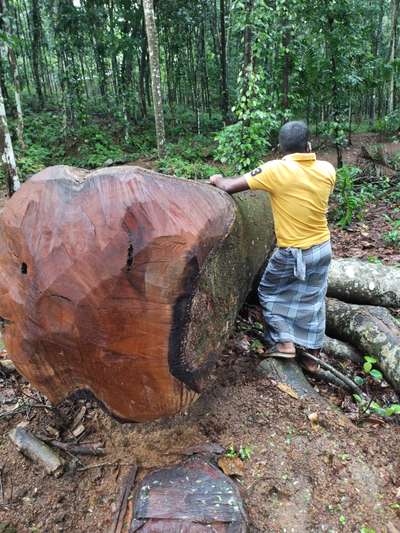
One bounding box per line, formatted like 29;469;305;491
258;240;332;349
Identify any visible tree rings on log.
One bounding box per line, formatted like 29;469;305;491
0;166;274;421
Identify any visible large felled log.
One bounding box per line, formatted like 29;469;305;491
326;298;400;391
0;166;274;422
327;258;400;308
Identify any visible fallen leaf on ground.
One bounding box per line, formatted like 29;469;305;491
217;456;244;477
276;382;299;400
308;412;319;430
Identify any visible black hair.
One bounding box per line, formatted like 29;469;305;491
279;121;310;154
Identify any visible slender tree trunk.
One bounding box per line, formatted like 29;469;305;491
282;28;290;111
220;0;229;122
31;0;44;108
0;0;25;149
388;0;399;114
8;48;25;150
142;0;166;158
0;82;21;195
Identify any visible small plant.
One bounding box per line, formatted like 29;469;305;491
363;355;383;382
250;338;264;352
353;394;400;418
382;214;400;248
238;446;253;461
225;444;253;461
333;165;366;228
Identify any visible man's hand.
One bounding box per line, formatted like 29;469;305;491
209;174;250;195
209;174;224;187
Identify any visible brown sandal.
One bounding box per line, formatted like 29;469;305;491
262;345;296;359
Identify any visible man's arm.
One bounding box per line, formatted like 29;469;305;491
209;174;249;194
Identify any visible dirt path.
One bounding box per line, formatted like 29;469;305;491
1;333;400;532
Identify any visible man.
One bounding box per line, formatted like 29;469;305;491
210;121;336;364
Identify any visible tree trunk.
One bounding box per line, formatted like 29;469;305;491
323;335;363;364
31;0;44;108
0;165;274;422
0;82;21;195
326;298;400;391
327;258;400;308
220;0;229;122
8;47;25;150
388;0;399;114
142;0;166;158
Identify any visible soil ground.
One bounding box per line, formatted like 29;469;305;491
0;133;399;533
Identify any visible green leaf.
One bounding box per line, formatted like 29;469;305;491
363;362;372;373
364;356;378;364
354;376;365;386
369;369;383;381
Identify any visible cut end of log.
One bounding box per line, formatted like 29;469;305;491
0;166;274;422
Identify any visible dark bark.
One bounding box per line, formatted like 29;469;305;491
326;298;400;391
220;0;229;122
31;0;44;108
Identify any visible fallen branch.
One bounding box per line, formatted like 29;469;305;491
301;351;367;399
38;437;106;457
9;426;64;477
78;461;136;472
110;464;138;533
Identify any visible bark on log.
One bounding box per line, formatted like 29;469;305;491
327;258;400;308
0;165;274;422
326;298;400;391
323;335;363;364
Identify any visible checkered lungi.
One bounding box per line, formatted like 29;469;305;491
258;240;332;349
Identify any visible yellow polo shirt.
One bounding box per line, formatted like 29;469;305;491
245;153;336;249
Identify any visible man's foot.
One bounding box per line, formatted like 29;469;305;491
263;342;296;359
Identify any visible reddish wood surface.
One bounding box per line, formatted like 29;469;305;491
0;165;273;421
131;456;248;531
0;166;232;420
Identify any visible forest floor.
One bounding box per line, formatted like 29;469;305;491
0;133;399;533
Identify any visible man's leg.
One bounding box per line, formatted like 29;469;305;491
258;249;297;358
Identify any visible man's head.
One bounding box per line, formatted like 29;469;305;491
279;121;310;154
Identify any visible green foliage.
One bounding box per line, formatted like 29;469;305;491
353;394;400;418
157;156;219;180
362;355;383;381
333;165;366;228
225;444;253;461
16;144;51;178
374;110;400;136
157;135;221;179
383;214;400;248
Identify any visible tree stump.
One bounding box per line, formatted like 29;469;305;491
0;165;274;421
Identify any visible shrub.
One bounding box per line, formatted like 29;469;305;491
333;165;367;228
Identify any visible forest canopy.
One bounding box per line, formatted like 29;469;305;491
0;0;399;188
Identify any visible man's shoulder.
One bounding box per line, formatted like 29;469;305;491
315;159;336;173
